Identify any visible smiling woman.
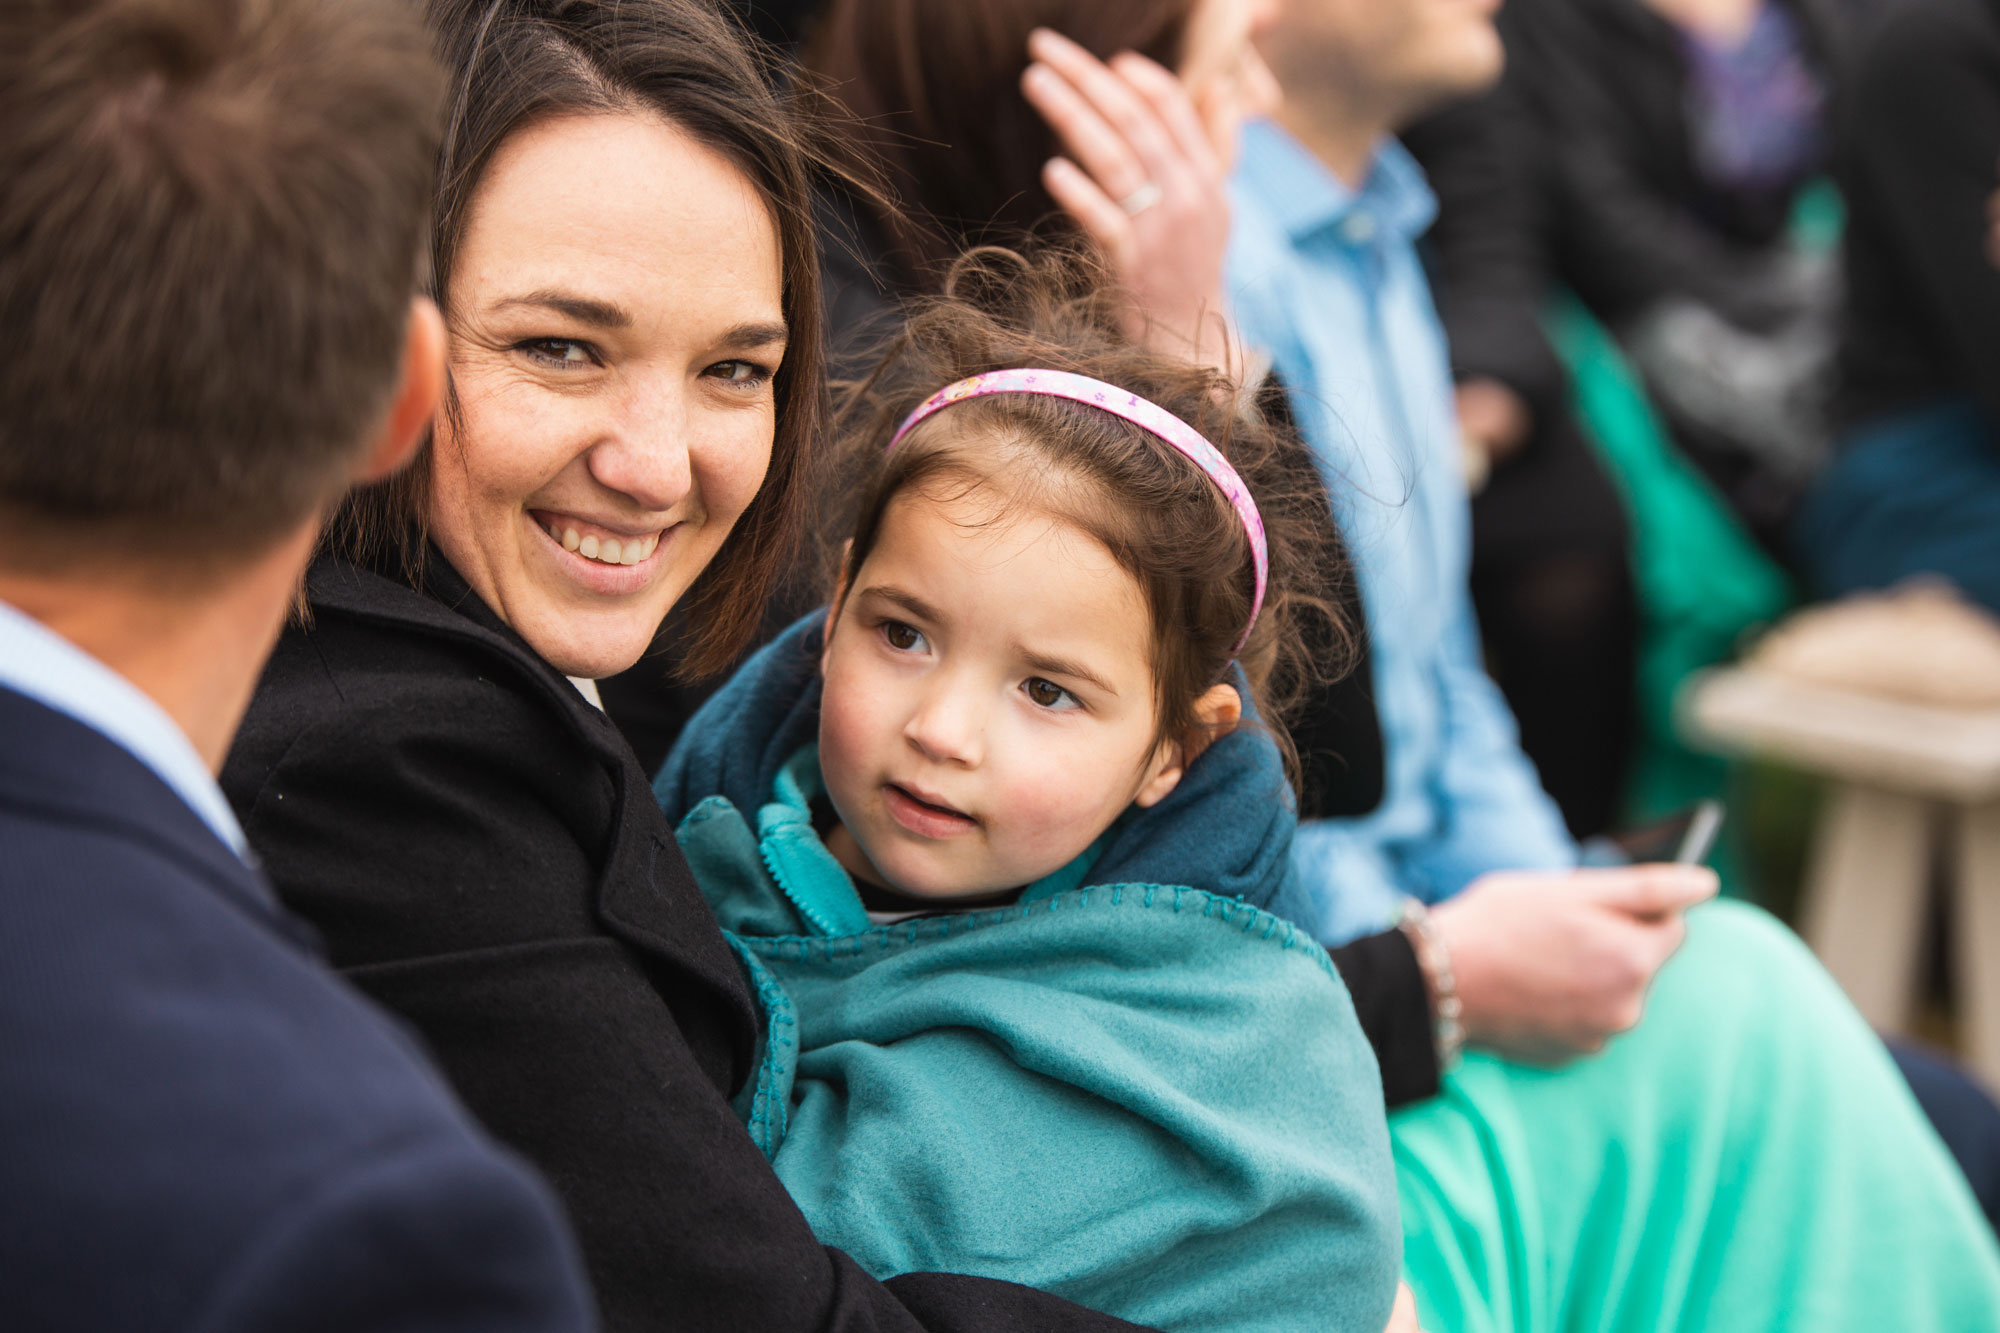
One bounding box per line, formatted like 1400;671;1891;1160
218;2;1161;1331
428;110;786;677
326;0;822;682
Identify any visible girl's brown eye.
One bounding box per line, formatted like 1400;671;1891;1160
883;621;920;650
1025;678;1068;708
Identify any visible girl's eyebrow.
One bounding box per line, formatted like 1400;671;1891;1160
861;584;944;624
1019;647;1117;697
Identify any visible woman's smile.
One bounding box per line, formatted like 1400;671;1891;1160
531;510;666;567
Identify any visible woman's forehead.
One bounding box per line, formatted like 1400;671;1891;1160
453;111;784;329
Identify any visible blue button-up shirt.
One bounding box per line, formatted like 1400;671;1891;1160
0;596;250;859
1228;120;1574;945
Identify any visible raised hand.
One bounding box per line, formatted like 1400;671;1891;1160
1020;27;1242;373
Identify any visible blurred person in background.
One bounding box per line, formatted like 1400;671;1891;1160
1795;0;2000;612
1503;0;1868;549
1399;88;1640;841
0;0;595;1328
802;0;1274;375
1233;0;2000;1322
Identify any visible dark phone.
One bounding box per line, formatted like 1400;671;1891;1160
1606;800;1725;865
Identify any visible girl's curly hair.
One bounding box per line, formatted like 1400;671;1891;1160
824;247;1355;789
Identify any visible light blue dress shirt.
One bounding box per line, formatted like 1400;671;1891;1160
0;596;249;859
1227;120;1575;945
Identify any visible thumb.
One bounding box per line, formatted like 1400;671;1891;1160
1580;864;1720;919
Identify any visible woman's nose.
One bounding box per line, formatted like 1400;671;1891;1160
586;373;695;514
903;681;985;768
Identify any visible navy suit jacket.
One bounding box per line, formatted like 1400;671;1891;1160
0;685;596;1331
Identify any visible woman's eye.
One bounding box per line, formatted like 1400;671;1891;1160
518;338;595;369
707;359;772;388
1024;677;1080;711
881;620;926;652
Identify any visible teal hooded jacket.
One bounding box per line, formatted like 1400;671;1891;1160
655;615;1401;1333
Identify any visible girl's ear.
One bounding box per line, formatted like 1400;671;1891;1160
1132;683;1244;808
821;540;856;676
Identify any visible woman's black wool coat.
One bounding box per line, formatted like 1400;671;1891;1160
221;554;1148;1333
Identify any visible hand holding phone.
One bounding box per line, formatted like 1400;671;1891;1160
1673;800;1725;866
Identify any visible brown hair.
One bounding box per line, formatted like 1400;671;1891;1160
803;0;1199;286
0;0;442;570
326;0;830;677
829;250;1349;783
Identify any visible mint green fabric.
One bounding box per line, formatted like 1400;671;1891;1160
674;771;1403;1333
1394;900;2000;1332
1547;298;1793;825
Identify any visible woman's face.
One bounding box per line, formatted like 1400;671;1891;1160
431;111;787;679
1178;0;1282;163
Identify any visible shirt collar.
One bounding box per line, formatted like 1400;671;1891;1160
1235;118;1437;248
0;597;250;860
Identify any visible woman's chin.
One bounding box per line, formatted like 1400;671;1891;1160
527;618;657;682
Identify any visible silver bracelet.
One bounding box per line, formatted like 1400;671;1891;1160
1395;898;1465;1070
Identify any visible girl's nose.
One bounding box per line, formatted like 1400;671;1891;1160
903;682;985;768
586;373;694;514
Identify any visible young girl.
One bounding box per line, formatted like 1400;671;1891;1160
655;255;1403;1333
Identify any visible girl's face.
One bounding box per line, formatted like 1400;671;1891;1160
429;111;788;679
818;476;1191;899
1178;0;1283;165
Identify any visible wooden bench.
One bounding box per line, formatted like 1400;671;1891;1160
1680;666;2000;1084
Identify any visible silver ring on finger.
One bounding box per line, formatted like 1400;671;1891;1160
1118;182;1164;217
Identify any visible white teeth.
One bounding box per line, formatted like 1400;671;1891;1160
554;523;660;567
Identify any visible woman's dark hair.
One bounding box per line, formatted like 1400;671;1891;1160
326;0;828;677
828;250;1350;786
803;0;1199;286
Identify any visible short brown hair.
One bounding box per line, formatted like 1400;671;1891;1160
804;0;1199;286
0;0;444;567
829;250;1351;782
328;0;830;678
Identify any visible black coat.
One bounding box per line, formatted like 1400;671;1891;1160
4;683;592;1332
221;554;1150;1333
1834;0;2000;428
1503;0;1862;331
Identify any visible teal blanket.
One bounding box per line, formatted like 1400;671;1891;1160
659;617;1402;1333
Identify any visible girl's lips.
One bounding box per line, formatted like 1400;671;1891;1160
882;783;978;839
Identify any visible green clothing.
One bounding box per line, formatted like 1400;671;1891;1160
657;622;1403;1333
1547;296;1792;827
1396;900;2000;1331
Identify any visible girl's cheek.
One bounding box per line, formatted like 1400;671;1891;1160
992;746;1116;848
822;650;905;778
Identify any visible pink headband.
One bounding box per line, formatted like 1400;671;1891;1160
886;368;1269;656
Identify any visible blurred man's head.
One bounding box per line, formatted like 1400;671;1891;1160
0;0;445;584
1261;0;1503;139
